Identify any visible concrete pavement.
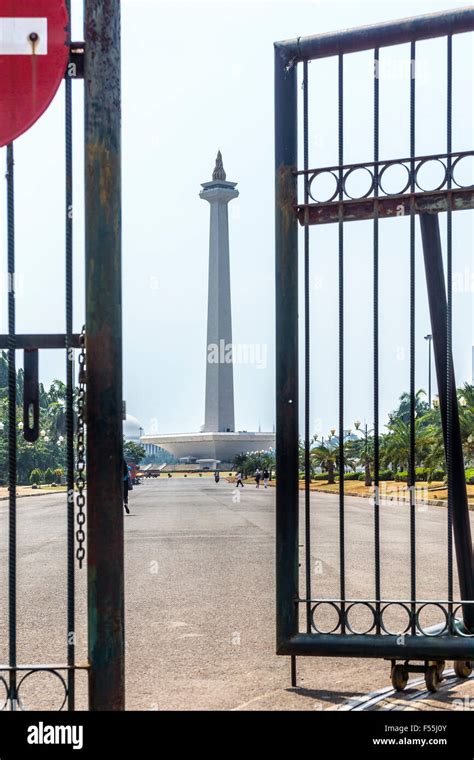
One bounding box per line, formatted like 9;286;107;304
0;478;471;710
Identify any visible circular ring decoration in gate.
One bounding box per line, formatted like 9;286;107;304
16;668;68;711
414;158;447;193
0;675;9;711
342;166;375;200
310;601;342;634
0;0;70;147
308;170;340;204
379;602;412;635
452;605;474;637
344;602;377;635
415;602;449;637
451;154;474;189
378;161;411;196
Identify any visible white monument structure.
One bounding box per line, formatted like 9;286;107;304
141;152;275;465
201;151;237;433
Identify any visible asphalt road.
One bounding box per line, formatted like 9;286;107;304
0;478;469;710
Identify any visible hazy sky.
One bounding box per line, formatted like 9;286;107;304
0;0;472;439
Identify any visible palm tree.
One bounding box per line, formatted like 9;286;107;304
347;434;375;486
383;417;437;474
310;438;341;485
389;389;430;425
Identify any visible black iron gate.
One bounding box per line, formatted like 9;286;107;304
275;7;474;689
1;1;124;710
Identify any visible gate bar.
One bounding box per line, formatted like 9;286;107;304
275;7;474;64
6;143;17;709
419;212;474;632
275;47;299;652
84;0;125;710
280;632;474;660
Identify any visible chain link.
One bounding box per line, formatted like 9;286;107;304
76;325;87;568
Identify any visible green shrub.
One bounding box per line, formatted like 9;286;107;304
394;471;408;482
313;472;330;481
44;468;54;485
465;468;474;484
344;472;361;480
29;468;42;486
378;470;393;481
415;467;429;481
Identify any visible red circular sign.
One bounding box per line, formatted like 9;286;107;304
0;0;69;147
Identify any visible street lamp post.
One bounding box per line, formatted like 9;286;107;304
424;334;433;407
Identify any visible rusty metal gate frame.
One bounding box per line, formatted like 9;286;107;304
274;7;474;680
1;1;124;710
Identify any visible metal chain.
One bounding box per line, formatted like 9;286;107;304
76;325;87;569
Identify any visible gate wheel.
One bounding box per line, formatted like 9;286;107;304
425;664;441;692
391;664;408;691
454;660;473;679
435;660;445;677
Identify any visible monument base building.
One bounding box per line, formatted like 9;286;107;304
140;430;275;465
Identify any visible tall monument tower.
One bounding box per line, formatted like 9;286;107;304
200;152;238;432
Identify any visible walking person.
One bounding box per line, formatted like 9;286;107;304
123;458;131;514
255;468;261;488
214;470;220;484
236;471;244;488
263;468;270;489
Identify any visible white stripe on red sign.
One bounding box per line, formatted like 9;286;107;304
0;18;47;55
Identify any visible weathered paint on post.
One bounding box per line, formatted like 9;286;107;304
276;7;474;63
420;212;474;632
274;45;299;652
84;0;125;710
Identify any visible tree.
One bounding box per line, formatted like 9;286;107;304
389;389;430;425
233;450;276;477
310;439;339;485
345;435;375;486
382;417;437;474
124;440;146;465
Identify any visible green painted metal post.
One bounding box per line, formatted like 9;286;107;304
274;44;299;653
84;0;125;710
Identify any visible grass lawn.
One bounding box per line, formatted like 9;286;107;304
229;476;474;507
304;479;474;506
0;484;67;500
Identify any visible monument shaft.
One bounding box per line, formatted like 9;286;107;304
200;153;238;433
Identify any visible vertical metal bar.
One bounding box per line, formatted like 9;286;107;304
303;61;312;634
338;53;345;633
419;213;474;632
22;349;39;443
409;41;416;635
65;0;75;711
274;44;299;652
84;0;125;710
6;143;17;709
428;338;432;407
290;655;297;687
373;47;381;634
446;34;454;622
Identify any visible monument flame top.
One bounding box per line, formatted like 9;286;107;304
212;150;226;181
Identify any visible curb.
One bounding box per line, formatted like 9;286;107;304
0;489;67;502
